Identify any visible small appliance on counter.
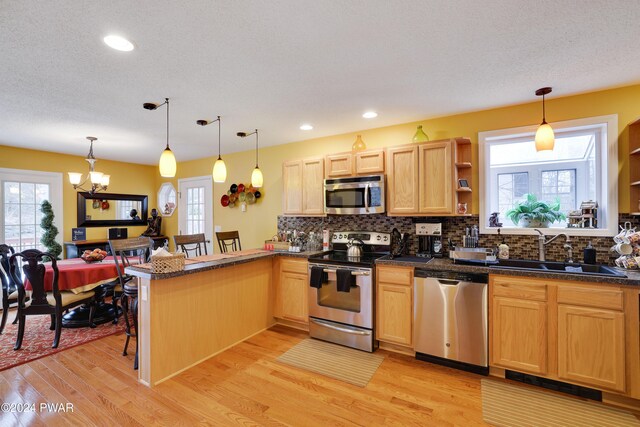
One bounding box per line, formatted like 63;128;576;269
416;223;443;258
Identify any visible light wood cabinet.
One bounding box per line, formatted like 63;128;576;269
557;305;625;392
386;146;419;214
489;275;640;398
282;158;324;216
492;296;548;375
302;158;324;215
376;266;413;347
273;258;308;324
325;149;385;177
418;141;454;214
355;149;385;174
325;153;353;177
387;138;471;216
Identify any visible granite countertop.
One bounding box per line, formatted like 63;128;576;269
126;249;323;280
376;256;640;287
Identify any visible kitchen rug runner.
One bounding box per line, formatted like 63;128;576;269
0;311;126;371
276;338;384;387
481;378;640;426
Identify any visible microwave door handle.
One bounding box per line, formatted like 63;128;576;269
364;183;370;213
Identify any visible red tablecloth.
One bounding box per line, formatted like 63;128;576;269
25;256;121;293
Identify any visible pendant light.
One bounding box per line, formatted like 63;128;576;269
352;134;366;151
534;87;555;152
68;136;110;195
412;125;429;143
197;116;227;183
237;129;263;188
143;98;177;177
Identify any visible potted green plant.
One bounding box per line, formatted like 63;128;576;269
505;193;566;228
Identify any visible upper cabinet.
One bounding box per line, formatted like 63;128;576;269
325;149;385;177
418;141;454;214
282;158;325;216
387;146;419;214
387;137;472;216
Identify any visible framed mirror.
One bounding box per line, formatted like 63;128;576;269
157;183;177;217
77;192;148;227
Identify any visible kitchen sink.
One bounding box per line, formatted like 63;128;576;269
490;259;626;277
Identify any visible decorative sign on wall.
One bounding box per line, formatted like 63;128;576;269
220;182;262;211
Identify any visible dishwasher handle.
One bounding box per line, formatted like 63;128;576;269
415;268;488;284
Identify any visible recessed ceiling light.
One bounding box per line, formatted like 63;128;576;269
300;124;313;131
103;35;135;52
362;111;378;119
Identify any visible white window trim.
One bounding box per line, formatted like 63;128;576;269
478;114;618;237
0;167;64;251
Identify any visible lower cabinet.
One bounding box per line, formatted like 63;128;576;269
274;258;309;325
376;266;413;347
489;275;639;398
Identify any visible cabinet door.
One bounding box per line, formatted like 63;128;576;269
492;297;548;375
557;305;625;392
377;283;412;346
325;153;353;177
302;158;325;215
283;160;302;214
355;149;385;175
419;141;454;214
280;272;309;323
386;146;419;215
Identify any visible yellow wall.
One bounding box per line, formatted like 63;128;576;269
159;84;640;251
3;84;640;254
0;145;158;247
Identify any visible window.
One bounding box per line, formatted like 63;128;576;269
116;200;135;220
0;168;63;253
479;115;618;236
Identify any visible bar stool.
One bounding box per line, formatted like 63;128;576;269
216;231;241;253
120;281;139;369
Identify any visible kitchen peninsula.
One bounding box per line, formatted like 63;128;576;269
126;250;278;386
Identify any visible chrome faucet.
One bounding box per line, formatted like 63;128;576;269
533;229;573;263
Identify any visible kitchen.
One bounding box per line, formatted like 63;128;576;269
2;1;640;426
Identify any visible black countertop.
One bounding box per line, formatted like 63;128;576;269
376;256;640;287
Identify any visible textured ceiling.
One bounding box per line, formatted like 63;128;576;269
1;0;639;165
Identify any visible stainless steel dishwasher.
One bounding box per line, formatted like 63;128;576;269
414;269;489;375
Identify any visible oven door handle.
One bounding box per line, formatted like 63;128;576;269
310;318;371;336
322;269;370;276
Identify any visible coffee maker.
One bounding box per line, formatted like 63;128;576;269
416;223;443;258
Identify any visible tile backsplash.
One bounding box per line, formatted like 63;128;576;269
277;214;640;265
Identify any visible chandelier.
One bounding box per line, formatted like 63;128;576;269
68;136;110;195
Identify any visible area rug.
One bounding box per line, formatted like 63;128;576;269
276;338;384;387
481;378;640;426
0;312;125;371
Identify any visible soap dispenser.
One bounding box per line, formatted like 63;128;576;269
583;241;597;264
497;229;509;260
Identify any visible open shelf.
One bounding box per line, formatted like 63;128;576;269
631;147;640;155
630;181;640;187
456;188;472;192
455;162;472;168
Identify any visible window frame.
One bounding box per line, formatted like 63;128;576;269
0;167;64;252
478;114;618;237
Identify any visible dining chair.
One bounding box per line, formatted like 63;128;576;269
173;233;209;257
0;244;19;334
9;249;96;349
216;231;242;253
109;236;153;369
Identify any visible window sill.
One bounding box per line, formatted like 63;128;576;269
481;226;614;237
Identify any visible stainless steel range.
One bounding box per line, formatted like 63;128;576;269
307;231;390;352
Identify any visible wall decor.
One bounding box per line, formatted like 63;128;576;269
158;183;177;216
221;182;262;211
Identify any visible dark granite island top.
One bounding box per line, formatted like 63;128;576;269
376;256;640;287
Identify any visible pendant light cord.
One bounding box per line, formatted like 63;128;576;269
218;116;222;159
255;129;259;167
542;94;546;123
165;98;170;149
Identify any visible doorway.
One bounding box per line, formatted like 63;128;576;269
178;176;213;254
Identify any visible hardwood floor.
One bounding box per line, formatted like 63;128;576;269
1;325;488;426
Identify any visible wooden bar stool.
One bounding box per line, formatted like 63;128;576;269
216;231;241;253
173;233;209;257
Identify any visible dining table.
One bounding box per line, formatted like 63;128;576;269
25;256;130;328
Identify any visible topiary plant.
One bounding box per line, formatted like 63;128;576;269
505;193;566;228
40;200;62;259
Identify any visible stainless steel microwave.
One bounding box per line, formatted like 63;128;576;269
324;175;385;215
